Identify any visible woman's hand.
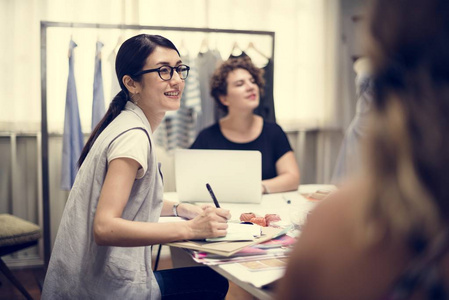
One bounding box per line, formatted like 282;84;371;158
186;207;231;240
176;203;220;219
175;203;204;219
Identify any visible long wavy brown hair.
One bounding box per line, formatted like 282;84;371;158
360;0;449;248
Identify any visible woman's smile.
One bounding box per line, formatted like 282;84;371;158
164;90;181;99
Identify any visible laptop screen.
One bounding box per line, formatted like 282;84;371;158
174;149;262;204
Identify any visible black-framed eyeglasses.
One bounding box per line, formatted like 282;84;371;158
132;64;190;81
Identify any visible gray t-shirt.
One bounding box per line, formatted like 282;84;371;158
42;102;164;299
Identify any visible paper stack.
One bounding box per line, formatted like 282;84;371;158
166;226;286;257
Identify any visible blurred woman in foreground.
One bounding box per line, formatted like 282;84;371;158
277;0;449;298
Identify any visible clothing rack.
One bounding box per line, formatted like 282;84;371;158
40;21;275;266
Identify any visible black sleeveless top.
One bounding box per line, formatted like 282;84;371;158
190;121;292;180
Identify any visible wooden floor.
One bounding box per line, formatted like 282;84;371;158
0;255;257;300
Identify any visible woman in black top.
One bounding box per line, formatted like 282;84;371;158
191;57;300;194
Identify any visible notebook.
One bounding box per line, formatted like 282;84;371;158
174;149;262;204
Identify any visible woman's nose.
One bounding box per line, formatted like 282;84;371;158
245;81;255;90
170;71;183;85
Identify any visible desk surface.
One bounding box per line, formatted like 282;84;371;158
163;184;336;300
164;184;334;223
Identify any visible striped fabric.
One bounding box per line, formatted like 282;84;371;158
155;54;201;151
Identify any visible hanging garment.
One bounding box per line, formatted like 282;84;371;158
175;106;196;148
331;73;373;184
229;51;276;122
61;39;84;191
176;55;201;148
154;112;176;151
108;49;121;98
196;49;223;131
154;54;201;151
259;58;276;122
92;40;105;131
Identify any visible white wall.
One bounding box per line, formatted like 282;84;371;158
0;0;347;133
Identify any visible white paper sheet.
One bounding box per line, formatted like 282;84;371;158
206;223;262;242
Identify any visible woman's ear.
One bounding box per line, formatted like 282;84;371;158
122;75;139;94
219;95;229;107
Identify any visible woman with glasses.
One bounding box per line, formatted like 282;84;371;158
277;0;449;298
42;34;230;300
191;57;300;194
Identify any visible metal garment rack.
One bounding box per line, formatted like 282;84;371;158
40;21;275;265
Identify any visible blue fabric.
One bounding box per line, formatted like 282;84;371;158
154;266;228;300
92;40;105;131
60;39;84;191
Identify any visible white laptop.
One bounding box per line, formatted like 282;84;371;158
175;149;262;204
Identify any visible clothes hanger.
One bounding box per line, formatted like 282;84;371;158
96;24;101;42
245;42;270;60
114;33;124;53
68;24;74;58
213;36;218;51
179;38;189;57
70;23;74;41
231;41;241;52
113;25;125;53
244;41;270;68
230;41;243;57
116;35;124;47
199;36;209;54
